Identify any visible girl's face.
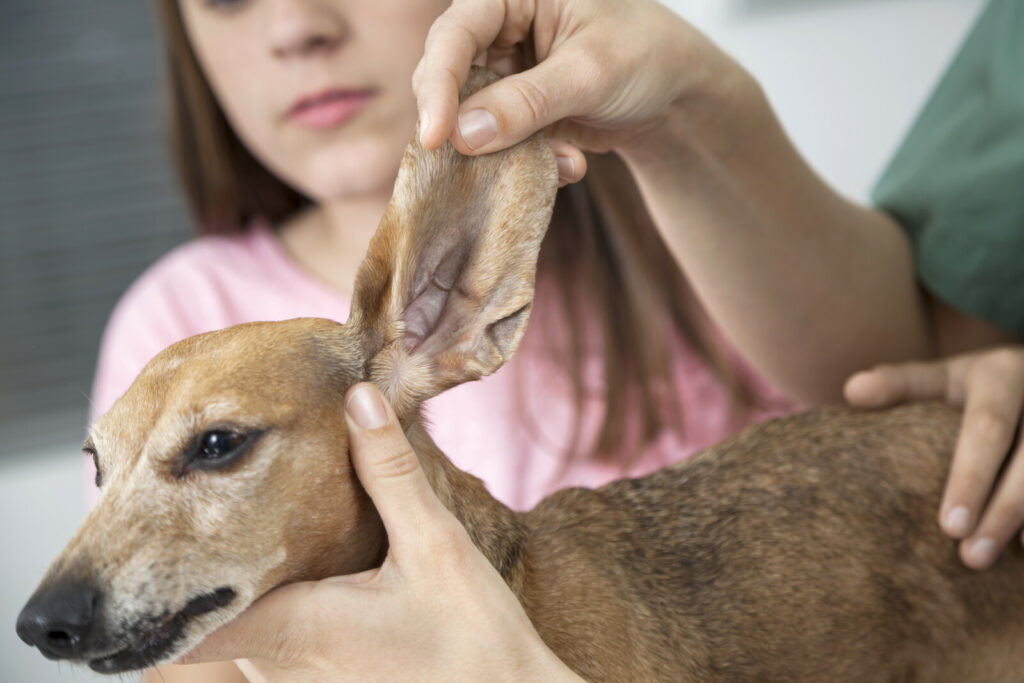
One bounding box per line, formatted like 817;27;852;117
178;0;449;202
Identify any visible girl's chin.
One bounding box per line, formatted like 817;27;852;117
312;175;393;202
294;145;404;202
286;165;395;204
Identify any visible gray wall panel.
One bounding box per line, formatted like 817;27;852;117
0;0;190;457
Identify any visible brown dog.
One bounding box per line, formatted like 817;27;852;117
17;69;1024;681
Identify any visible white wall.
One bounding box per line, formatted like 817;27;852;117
663;0;986;201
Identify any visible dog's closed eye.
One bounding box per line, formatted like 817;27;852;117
83;440;101;488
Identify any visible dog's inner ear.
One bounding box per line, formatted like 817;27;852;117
348;68;558;411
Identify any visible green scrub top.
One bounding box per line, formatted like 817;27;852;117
872;0;1024;335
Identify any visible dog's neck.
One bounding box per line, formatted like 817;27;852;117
404;419;529;588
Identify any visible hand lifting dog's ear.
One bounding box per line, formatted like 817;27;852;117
347;67;558;417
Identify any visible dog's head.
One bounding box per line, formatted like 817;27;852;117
16;67;557;673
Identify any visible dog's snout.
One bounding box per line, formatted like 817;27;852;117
16;581;100;659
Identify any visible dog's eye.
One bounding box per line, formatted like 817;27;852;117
198;431;246;461
84;446;101;488
176;428;264;477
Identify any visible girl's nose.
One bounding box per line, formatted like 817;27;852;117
268;0;347;59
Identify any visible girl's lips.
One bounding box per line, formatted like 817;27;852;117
289;89;374;130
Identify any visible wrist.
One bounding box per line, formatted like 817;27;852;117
483;624;583;682
521;645;585;682
616;43;764;173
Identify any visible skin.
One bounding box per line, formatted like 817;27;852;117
151;0;1023;679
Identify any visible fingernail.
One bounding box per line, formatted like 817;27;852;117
458;109;497;150
966;537;996;567
944;506;971;536
346;385;388;430
556;155;575;182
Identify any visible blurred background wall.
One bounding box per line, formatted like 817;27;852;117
1;1;190;460
0;0;986;680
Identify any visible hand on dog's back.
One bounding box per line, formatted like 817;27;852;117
846;347;1024;570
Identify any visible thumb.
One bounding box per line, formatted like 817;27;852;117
450;57;595;155
343;383;452;556
844;361;951;408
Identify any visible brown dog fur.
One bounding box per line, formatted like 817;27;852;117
19;69;1024;681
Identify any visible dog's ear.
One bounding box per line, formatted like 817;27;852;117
347;68;558;415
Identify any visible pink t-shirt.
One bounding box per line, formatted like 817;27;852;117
90;224;795;511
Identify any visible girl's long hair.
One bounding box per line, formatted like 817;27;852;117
154;0;755;464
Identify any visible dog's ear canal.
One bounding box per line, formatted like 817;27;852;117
347;67;558;408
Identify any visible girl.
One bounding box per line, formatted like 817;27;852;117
89;0;1022;679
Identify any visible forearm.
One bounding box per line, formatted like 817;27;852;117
618;59;932;405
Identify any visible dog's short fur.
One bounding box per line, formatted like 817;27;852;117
18;69;1024;681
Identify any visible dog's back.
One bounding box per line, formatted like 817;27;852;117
518;402;1024;681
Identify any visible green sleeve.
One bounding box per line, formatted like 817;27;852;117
872;0;1024;335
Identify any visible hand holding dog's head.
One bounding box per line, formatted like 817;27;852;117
17;67;556;674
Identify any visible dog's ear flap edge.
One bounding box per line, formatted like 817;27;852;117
347;68;558;413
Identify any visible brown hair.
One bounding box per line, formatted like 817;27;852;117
154;0;755;464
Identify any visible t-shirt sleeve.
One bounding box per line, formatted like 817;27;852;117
872;0;1024;335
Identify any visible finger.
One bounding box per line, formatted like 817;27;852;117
450;55;598;155
547;139;587;186
414;0;509;149
959;428;1024;570
939;356;1024;539
344;383;453;555
843;361;950;408
484;43;526;78
178;581;319;665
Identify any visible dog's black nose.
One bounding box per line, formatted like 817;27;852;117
16;581;100;659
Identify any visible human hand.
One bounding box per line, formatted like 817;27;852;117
413;0;737;179
179;383;582;682
845;347;1024;570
